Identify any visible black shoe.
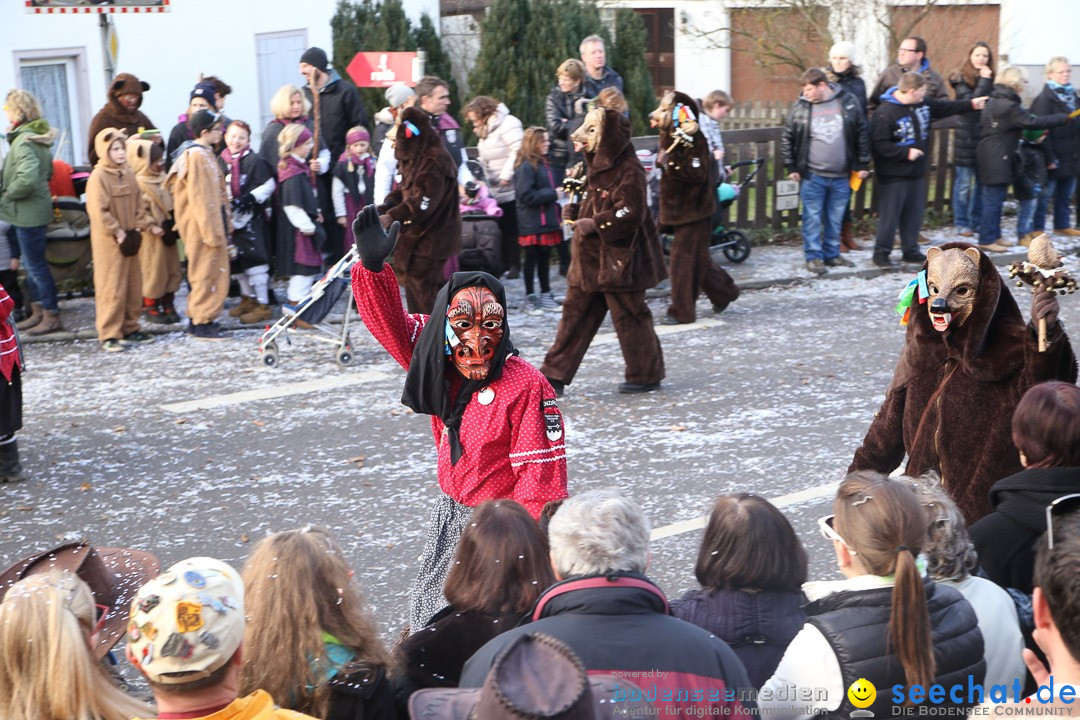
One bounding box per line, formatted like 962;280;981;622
618;381;661;394
902;251;928;264
873;253;894;269
544;376;564;398
503;267;521;280
121;331;154;344
0;439;24;483
190;322;230;341
661;315;690;325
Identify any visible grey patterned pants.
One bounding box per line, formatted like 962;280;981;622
408;494;474;633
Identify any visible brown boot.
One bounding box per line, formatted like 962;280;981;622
229;296;257;318
16;302;43;331
238;302;272;325
26;309;62;336
840;222;863;251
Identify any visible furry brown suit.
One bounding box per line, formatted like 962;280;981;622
540;108;666;387
379;107;461;314
87;74;156;166
849;242;1077;522
657;91;739;323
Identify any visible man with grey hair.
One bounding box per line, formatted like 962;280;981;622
580;35;624;98
460;488;756;716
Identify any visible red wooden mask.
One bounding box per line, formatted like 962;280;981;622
446;286;504;380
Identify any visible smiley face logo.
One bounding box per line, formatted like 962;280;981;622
848;678;876;709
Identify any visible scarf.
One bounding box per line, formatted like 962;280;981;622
401;272;518;465
220;145;250;198
345;150;374;177
1048;81;1078;112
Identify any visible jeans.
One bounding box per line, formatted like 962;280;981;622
13;224;58;311
978;184;1010;245
1034;174;1077;231
1017;183;1043;239
952;164;982;232
800;173;851;261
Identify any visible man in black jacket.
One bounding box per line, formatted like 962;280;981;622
782;68;870;275
460;489;757;716
870;73;984;268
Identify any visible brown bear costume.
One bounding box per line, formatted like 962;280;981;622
378;107;461;314
87;74;157;166
655;91;739;324
540;108;666;392
849;242;1077;522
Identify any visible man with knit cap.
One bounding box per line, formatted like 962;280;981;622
374;83;416;205
127;557;317;720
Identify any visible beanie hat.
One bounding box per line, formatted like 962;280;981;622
300;47;329;73
347;127;371;145
385;83;415;109
190;81;217;103
188;109;221;138
126;558;245;685
1023;128;1049;142
829;41;858;65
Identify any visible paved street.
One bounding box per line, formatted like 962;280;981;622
1;248;1078;638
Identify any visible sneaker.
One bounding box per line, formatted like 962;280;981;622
1055;228;1080;237
538;292;562;310
902;251;928;264
805;259;827;275
120;331;154;344
824;256;855;268
190;322;230;341
873;253;894;269
143;305;168;324
162;308;181;324
100;339;125;353
521;294;544;316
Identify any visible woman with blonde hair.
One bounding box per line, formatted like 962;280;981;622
1031;56;1080;236
0;570;150;720
240;527;395;720
758;472;985;720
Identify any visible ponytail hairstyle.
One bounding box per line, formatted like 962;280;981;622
835;471;934;689
277;122;309;171
0;571;150;720
515;127;548;170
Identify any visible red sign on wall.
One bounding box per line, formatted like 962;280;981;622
346;52;419;88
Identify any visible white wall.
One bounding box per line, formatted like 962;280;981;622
3;0;439;162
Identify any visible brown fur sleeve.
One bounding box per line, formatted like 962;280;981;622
592;175;648;248
849;382;909;475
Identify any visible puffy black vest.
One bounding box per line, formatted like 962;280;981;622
806;579;986;720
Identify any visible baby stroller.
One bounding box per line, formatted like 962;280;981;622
708;158;765;264
258;246;359;368
44;195;94;293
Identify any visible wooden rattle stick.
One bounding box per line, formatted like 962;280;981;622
1039;317;1048;352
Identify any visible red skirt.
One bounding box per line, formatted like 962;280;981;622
518;230;562;247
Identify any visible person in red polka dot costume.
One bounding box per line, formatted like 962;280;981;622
350;206;568;631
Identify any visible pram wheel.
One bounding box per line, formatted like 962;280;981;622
261;341;279;368
721;230;751;263
335;346;354;367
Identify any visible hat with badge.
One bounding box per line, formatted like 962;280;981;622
0;542;160;659
126;557;245;685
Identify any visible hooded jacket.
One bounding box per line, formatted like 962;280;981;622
868;58;950;114
302;69;370;162
849;243;1078;522
969;466;1080;594
166;140;230;249
871;88;975;180
459;572;757;717
976;85;1068;187
0;118;56;227
475;103;524;205
127;137;172;229
86;128;150;244
781;83;870;181
1030;83;1080;177
379;107;461;273
87;73;156;166
658;90;717;226
567;109;666;293
949;72;994;167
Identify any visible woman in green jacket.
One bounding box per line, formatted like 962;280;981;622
0;89;61;334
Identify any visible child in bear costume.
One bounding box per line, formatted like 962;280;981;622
540;107;667;394
849;242;1077;522
650;90;740;324
377;107;461;314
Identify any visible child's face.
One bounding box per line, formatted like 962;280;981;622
108;140;126;165
225;125;250;155
538;133;550;155
348;139;370;156
706;104;730;121
296;140;314;159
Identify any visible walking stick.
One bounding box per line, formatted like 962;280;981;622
309;75;321;182
1008;233;1077;351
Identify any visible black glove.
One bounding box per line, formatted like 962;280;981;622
120;229;142;257
234;193;256;213
161;217;179;247
352;204;399;272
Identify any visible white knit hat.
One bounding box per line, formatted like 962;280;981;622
829;41;857;65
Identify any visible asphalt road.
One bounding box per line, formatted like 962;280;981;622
1;268;1077;637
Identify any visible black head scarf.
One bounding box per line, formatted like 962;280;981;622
401;271;518;464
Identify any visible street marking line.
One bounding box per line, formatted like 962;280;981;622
593;317;728;346
650;481;839;541
159;371;391;413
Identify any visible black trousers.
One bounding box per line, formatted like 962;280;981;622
874;177;926;257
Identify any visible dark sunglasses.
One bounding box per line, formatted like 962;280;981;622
1046;493;1080;549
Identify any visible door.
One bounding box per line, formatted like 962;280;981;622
19;58;82;165
256;30;309;135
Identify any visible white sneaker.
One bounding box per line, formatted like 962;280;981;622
522;294;544;316
538;292;562;310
